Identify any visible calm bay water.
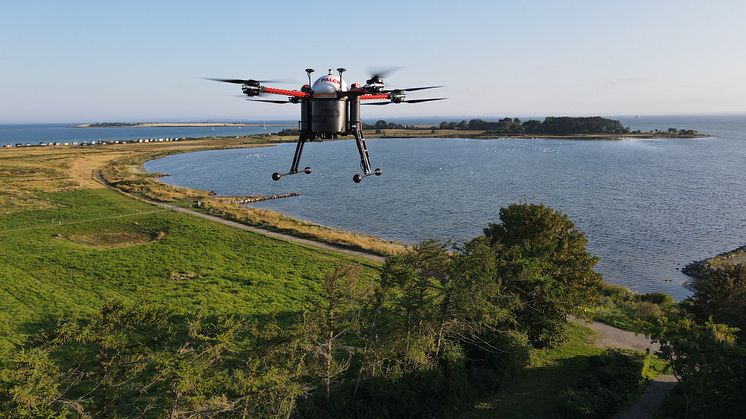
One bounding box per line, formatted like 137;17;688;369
141;115;745;299
0;123;288;146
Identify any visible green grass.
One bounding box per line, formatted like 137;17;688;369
460;323;604;418
0;188;378;356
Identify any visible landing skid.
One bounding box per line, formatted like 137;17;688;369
272;134;313;181
272;130;381;183
351;128;381;183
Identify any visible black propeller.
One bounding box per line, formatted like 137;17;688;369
205;78;285;85
383;86;444;93
363;98;446;105
246;99;295;104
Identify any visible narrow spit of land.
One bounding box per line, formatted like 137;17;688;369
76;122;293;128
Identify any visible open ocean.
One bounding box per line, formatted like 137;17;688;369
144;115;746;300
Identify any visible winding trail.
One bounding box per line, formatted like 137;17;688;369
572;318;660;353
93;170;385;263
572;318;677;419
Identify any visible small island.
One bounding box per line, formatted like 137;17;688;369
277;116;704;139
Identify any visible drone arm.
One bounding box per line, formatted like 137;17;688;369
359;94;391;100
261;86;310;98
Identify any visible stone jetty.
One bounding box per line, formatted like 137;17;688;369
222;192;300;204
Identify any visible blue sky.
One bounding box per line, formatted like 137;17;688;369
1;0;745;122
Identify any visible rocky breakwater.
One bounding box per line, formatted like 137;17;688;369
223;192;300;204
682;244;746;278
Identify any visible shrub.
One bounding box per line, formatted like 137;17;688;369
633;301;664;322
638;292;673;306
556;349;644;418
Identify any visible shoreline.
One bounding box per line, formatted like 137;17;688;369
75;122;294;128
361;130;708;140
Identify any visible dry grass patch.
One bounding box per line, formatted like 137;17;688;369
63;229;165;248
204;198;406;255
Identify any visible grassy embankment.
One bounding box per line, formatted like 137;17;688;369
0;137;389;356
95;135;405;256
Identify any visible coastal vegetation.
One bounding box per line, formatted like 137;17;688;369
650;262;746;417
1;132;731;417
0;185;655;417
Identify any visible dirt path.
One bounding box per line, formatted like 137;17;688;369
613;375;677;419
572;318;660;353
94;170;385;264
571;318;677;419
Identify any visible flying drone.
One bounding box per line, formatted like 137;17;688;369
207;68;444;183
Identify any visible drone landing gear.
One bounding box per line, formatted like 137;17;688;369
352;129;381;183
272;135;313;181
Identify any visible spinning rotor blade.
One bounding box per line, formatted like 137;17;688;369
367;67;402;81
246;99;294;104
362;98;447;105
383;85;444;93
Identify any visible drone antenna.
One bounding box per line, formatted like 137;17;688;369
336;67;346;89
305;68;314;85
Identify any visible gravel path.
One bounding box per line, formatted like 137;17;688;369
572;318;660;353
94;171;385;264
613;375;677;419
571;318;677;419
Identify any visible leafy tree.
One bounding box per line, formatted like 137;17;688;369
685;265;746;343
484;204;602;346
652;310;745;418
303;265;370;403
0;301;310;418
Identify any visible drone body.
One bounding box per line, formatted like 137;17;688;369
209;68;443;183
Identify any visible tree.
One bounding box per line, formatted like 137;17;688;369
484;204;602;346
303;265;370;403
685;265;746;343
652;310;745;418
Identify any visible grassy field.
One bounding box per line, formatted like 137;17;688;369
0;187;378;357
0;135;405;256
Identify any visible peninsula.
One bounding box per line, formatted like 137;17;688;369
76;122;293;128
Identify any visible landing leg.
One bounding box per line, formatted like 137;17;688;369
352;129;380;183
273;134;312;181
